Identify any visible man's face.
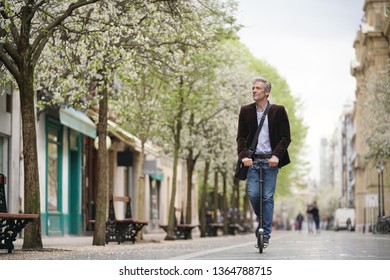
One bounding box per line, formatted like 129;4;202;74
252;81;268;102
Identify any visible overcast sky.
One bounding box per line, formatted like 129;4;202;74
235;0;365;180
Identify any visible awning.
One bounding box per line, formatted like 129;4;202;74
59;107;97;138
86;109;158;155
150;173;164;181
144;160;164;181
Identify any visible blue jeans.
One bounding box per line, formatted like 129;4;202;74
247;160;279;238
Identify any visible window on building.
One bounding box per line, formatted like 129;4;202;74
47;126;61;212
6;93;11;113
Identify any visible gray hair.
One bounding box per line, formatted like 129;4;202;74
252;76;272;92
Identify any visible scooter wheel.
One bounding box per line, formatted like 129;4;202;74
257;234;263;254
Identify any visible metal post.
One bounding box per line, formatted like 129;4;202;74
376;163;383;221
363;206;366;234
0;174;7;213
180;201;184;224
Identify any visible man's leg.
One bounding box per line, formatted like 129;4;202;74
247;165;261;218
262;166;279;240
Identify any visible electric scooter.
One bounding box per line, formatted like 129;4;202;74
256;159;267;254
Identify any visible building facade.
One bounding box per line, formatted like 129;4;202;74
351;0;390;232
1;84;198;237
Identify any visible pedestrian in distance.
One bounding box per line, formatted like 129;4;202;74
311;201;320;234
296;212;304;232
306;203;314;234
204;202;213;236
236;76;291;249
321;215;328;230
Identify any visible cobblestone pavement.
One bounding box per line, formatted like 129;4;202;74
1;229;390;260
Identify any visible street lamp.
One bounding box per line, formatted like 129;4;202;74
94;135;112;150
376;161;384;220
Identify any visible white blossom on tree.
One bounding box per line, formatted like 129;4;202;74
362;60;390;161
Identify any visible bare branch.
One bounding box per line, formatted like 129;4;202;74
31;0;99;67
0;45;21;83
0;3;21;51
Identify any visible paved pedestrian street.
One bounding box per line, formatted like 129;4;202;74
2;230;389;280
1;229;389;260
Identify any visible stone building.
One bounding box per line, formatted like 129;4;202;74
351;0;390;232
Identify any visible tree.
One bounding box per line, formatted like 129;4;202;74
192;41;254;236
197;40;308;232
362;60;390;162
199;158;211;237
115;66;167;239
35;0;187;245
34;1;136;246
0;0;99;250
128;0;240;240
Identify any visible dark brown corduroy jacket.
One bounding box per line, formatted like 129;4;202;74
236;102;291;168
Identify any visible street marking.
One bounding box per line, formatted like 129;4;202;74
168;241;256;260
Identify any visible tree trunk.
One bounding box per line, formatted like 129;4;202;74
0;0;100;250
222;171;228;235
184;112;200;238
165;134;180;240
231;178;239;223
213;171;219;223
200;159;210;237
165;111;183;240
185;149;196;239
19;73;43;250
136;146;145;240
165;79;185;241
92;85;109;246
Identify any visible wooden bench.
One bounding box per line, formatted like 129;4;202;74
0;174;39;253
90;195;148;244
208;223;224;236
159;224;198;240
206;223;244;236
228;223;245;235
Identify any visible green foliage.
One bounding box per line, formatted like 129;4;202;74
1;0;308;225
228;41;309;196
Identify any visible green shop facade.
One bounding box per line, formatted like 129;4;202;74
42;107;97;236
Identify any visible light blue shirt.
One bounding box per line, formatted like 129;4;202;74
255;103;271;154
